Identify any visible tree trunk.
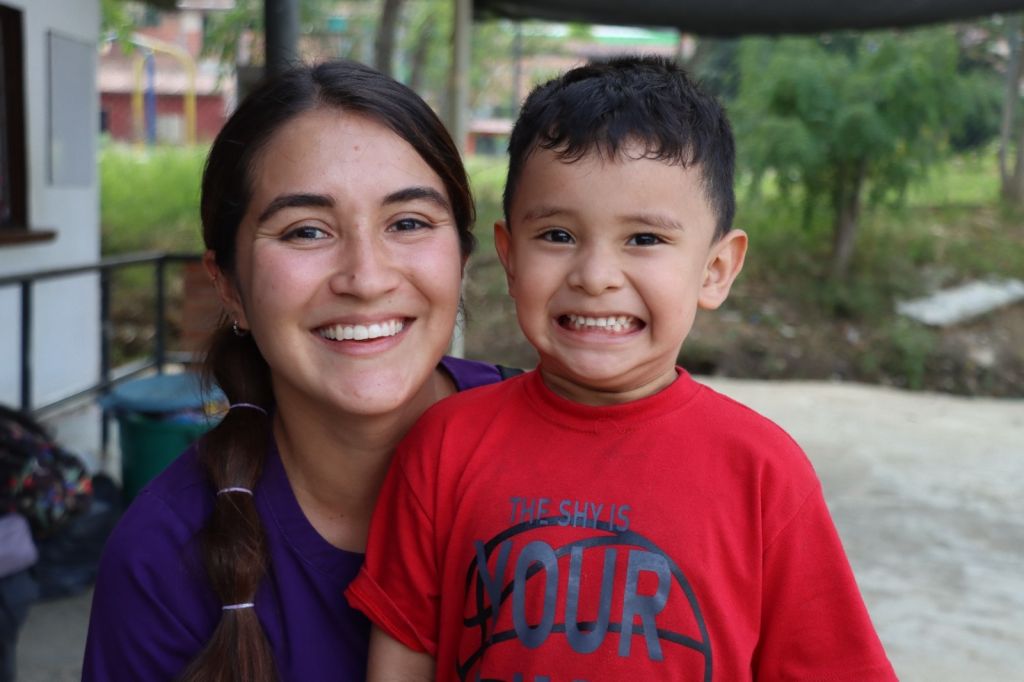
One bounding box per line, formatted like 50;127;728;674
830;162;866;280
374;0;405;77
1012;104;1024;202
408;11;436;94
1000;16;1023;201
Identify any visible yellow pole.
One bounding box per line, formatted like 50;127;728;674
130;33;198;144
132;53;145;146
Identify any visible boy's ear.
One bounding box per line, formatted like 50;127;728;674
698;229;748;310
203;250;249;329
493;220;516;296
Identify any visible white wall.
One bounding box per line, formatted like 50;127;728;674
0;0;101;453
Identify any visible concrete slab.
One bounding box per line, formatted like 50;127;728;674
704;378;1024;681
14;378;1024;680
896;278;1024;327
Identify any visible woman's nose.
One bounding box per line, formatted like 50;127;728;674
328;233;401;299
567;244;625;296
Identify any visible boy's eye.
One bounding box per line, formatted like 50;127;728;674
540;228;574;244
390;217;431;232
282;225;329;241
627;233;664;246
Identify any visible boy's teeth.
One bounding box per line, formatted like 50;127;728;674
319;319;404;341
566;314;636;332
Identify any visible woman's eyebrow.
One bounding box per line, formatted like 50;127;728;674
257;193;334;223
382;186;450;211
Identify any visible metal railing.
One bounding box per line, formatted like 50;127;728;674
0;252;202;418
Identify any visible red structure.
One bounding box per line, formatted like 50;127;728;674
100;91;227;143
98;9;232;144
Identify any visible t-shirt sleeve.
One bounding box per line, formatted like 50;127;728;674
82;490;218;681
346;417;443;656
754;484;896;681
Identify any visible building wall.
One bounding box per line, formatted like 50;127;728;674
101;91;228;143
0;0;101;460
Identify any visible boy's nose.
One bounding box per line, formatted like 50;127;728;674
567;245;625;295
328;233;401;299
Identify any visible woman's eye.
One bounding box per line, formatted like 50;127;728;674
628;233;663;246
540;228;574;244
390;218;430;232
282;225;328;241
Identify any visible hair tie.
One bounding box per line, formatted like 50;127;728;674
222;602;255;611
216;487;253;496
229;402;267;416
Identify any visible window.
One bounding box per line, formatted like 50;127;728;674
0;4;26;231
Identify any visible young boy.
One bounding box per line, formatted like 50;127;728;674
347;56;895;681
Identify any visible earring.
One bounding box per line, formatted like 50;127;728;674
232;320;249;337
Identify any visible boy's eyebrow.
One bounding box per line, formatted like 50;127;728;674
520;206;685;233
382;186;451;211
520;205;568;222
622;211;685;232
257;193;334;223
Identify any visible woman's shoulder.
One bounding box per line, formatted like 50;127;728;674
440;355;513;391
85;444;219;681
103;444;214;574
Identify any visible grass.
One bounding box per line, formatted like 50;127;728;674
101;145;1023;395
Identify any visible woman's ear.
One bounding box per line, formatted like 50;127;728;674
698;229;748;310
203;250;249;328
493;220;516;297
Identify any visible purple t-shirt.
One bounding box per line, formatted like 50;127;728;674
82;357;502;681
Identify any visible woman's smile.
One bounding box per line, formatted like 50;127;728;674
316;318;407;342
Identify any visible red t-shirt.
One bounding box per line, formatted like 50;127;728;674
348;370;895;681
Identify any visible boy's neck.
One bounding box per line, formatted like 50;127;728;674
538;365;680;406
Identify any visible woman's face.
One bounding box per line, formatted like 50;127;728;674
218;108;464;418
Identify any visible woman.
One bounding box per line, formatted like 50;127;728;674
82;61;503;681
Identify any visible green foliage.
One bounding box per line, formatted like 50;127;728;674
950;70;1004;152
737;30;962;196
689;38;742;100
100;0;133;45
465;155;508;235
100;143;207;255
201;0;259;65
733;29;971;271
201;0;342;64
390;1;565;115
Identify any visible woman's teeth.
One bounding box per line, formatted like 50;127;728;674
318;319;404;341
565;314;637;332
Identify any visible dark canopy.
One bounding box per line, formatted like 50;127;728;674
475;0;1024;35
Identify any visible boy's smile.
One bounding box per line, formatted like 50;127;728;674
497;145;747;406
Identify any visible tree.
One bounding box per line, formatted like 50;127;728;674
101;0;134;44
374;0;405;76
200;0;339;66
733;30;968;279
997;15;1024;202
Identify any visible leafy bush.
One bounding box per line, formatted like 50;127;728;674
465;155;507;251
100;143;208;255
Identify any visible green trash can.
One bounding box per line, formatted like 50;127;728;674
102;373;224;503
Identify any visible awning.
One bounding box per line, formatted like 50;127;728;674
474;0;1024;35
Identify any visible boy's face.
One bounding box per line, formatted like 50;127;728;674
496;145;746;406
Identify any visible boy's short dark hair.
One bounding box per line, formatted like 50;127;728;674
503;55;735;239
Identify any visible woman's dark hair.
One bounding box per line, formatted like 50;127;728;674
503;55;735;240
181;60;474;682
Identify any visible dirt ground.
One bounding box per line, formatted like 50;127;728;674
16;378;1024;681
